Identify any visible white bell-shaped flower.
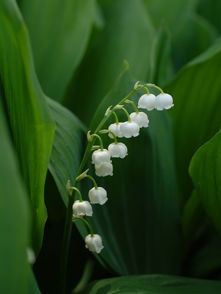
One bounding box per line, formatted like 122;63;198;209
130;112;149;128
88;187;107;205
95;162;113;177
155;93;174;110
108;123;123;138
119;121;139;138
92;149;111;165
85;234;104;253
72;200;93;217
108;142;128;158
138;94;156;110
27;248;35;264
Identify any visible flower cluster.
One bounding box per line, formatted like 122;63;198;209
68;82;174;254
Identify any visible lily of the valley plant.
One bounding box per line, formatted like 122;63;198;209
65;82;174;254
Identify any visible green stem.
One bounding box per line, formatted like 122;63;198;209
112;111;119;123
71;187;83;201
60;86;143;293
90;134;104;150
60;192;75;294
84;174;98;189
125;99;139;113
146;83;164;93
121;107;131;121
74;217;94;235
72;260;94;294
108;130;118;143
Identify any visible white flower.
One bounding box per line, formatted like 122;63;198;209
92;149;111;165
119;121;140;138
155;93;174;110
138;94;156;110
85;234;104;254
72;200;93;217
95;162;113;177
130;112;149;128
108;142;128;158
88;187;108;205
27;248;35;264
108;123;123;138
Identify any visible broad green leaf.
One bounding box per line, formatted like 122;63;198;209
20;0;95;101
0;0;55;252
64;0;155;124
182;190;205;242
84;69;180;274
172;12;217;70
149;29;173;86
165;38;221;200
48;98;86;206
28;271;41;294
143;1;217;70
83;274;221;294
0;100;30;293
197;0;221;33
143;0;198;33
186;231;221;277
189;129;221;233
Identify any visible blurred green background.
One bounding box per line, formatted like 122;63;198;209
1;0;221;293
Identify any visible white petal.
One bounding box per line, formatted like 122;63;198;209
108;142;128;158
92;149;111;165
108;123;123;138
130;112;149;128
72;200;93;217
155;93;174;110
120;121;140;138
85;234;104;253
138;94;156;111
95;162;113;177
88;187;108;205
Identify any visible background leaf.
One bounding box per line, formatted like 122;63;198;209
20;0;96;101
0;99;30;293
0;0;55;252
165;38;221;200
64;0;155;125
189;129;221;233
48;98;86;207
83;274;221;294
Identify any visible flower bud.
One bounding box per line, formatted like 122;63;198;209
155;93;174;110
119;121;139;138
108;142;128;158
95;162;113;177
108;123;123;138
92;149;111;165
72;200;93;217
88;187;108;205
85;234;104;253
138;94;156;110
130;112;149;128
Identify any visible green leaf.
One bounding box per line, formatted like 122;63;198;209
189;129;221;233
20;0;95;101
48;98;86;206
84;69;181;274
28;271;41;294
165;37;221;200
0;0;55;252
64;0;155;124
172;12;217;69
83;274;221;294
197;0;221;33
0;99;30;293
143;0;198;33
